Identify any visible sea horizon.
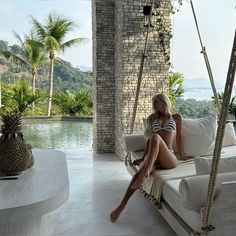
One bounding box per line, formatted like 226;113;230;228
183;88;225;101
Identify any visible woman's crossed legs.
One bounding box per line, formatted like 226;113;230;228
110;133;177;223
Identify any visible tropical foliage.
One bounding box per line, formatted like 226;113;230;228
1;81;43;114
3;32;47;113
0;81;93;116
53;90;92;116
30;13;85;116
212;92;236;118
168;72;184;111
176;98;217;119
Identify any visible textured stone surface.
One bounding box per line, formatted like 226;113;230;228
92;0;116;153
93;0;171;159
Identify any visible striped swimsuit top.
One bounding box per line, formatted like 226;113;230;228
152;115;176;133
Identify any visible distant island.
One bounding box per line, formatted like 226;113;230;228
182;77;235;101
184;77;224;90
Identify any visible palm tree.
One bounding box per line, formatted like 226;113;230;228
53;90;92;116
168;72;185;111
3;32;47;113
31;13;85;116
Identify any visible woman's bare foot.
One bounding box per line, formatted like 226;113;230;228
110;204;125;223
131;172;149;190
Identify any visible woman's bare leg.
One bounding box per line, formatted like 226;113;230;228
110;134;177;222
110;137;155;223
110;170;143;222
131;134;160;189
132;134;177;190
110;139;154;223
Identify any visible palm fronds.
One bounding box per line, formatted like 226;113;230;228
31;13;84;52
168;72;185;111
53;90;92;116
3;33;47;70
2;81;43;114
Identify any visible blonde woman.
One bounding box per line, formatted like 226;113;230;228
110;93;189;223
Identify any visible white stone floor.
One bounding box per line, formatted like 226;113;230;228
44;148;176;236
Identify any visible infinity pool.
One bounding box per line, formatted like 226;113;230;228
22;120;93;149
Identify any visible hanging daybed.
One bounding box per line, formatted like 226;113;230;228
126;0;236;235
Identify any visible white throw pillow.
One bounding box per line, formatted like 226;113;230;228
195;156;236;175
181;116;217;156
223;122;236;147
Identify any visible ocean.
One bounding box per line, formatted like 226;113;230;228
183;88;225;101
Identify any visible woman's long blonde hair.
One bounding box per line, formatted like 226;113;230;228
152;93;171;114
144;93;172;140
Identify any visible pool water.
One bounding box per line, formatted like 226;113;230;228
22;120;93;149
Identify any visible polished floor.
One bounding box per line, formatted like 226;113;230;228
44;148;176;236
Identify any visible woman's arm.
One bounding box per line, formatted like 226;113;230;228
174;114;193;160
133;114;153;166
133;139;149;165
173;113;185;160
143;139;149;157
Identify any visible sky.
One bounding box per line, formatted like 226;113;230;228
0;0;92;70
0;0;235;82
172;0;236;83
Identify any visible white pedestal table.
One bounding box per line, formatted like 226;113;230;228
0;149;69;236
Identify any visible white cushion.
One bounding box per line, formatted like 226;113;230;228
195;156;236;175
163;179;202;232
124;134;146;152
223;122;236;147
181;116;217;156
179;172;236;211
172;116;217;156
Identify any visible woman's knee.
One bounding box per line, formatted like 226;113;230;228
150;133;161;144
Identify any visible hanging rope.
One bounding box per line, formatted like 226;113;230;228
190;0;221;112
202;30;236;234
130;0;155;134
170;0;175;69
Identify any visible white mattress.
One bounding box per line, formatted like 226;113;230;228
131;145;236;160
220;145;236;157
129;145;236;233
162;179;202;233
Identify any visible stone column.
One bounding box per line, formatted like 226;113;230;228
92;0;172;159
92;0;116;153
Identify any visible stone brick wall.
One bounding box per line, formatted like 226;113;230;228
92;0;172;159
92;0;116;153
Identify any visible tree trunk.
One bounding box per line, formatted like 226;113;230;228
32;69;36;115
47;51;55;116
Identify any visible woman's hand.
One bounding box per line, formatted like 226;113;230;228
133;158;144;166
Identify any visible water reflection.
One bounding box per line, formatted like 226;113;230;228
22;120;93;149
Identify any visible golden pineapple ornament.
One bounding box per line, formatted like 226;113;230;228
0;113;34;176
